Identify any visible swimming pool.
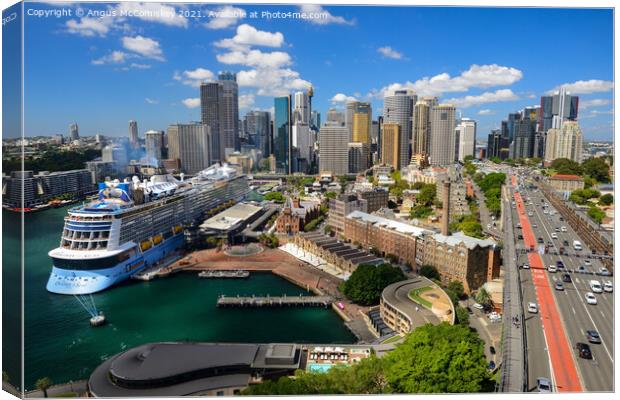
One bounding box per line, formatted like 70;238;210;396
307;363;335;373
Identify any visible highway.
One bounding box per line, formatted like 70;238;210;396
510;177;614;392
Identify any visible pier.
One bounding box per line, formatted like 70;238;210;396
217;295;333;308
198;270;250;279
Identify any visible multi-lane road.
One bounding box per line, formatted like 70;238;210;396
509;176;614;392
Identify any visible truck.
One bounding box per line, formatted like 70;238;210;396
573;240;582;251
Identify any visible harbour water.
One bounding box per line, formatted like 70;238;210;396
2;207;356;390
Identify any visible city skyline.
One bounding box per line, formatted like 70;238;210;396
7;4;614;140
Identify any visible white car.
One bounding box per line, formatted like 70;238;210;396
528;212;534;216
561;226;567;232
585;292;597;305
528;302;538;313
548;265;557;273
599;267;611;276
522;264;530;269
473;303;484;310
589;280;603;293
551;233;558;239
584;260;592;266
603;281;613;292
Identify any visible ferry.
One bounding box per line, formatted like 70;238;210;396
46;164;249;295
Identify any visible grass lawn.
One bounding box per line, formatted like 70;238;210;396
381;335;404;344
408;286;433;309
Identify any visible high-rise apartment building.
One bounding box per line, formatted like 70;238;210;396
455;118;476;162
244;111;271;158
380;123;401;169
319;122;349;175
145;130;164;164
348;142;369;174
274;96;292;174
384;90;417;169
167;123;211;175
539;87;579;132
429;104;456;166
544;120;583;164
510;119;535;160
486;130;502;159
129;120;139;148
69;123;79;141
412;97;438;156
200;82;224;163
218;72;240;155
310;111;321;130
293;91;310;125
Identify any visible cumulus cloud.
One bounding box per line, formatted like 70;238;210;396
548;80;613;95
477;109;495;115
128;63;151;69
231;24;284;47
444;89;519;108
299;5;354;25
145;98;159;104
182;98;201;108
174;68;215;87
92;50;130;65
377;46;403;60
122;36;164;60
331;93;358;104
576;98;610;110
117;3;188;28
237;68;311;97
380;64;523;98
217;50;291;69
205;5;247;29
66;17;113;37
238;93;256;110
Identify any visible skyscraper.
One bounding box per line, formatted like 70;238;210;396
380;123;401;168
455;118;476;162
429;104;456;166
200;81;224;163
319;122;349;175
69;123;79;141
326;108;345;126
274;96;292;174
348;142;368;174
310;110;321;131
245;111;271;158
350;102;372;170
218;71;240;155
544;120;583;164
128;120;138;148
293;90;310;125
145;130;164;164
486;129;502;159
540;87;579;132
383;90;417;169
167;123;211;175
510;119;535;160
412;97;438;157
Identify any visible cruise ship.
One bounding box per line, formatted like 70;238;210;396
46;164;249;295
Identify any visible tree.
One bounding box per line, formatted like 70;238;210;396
342;263;405;306
455;306;470;326
419;265;440;281
447;281;465;300
410;204;433;219
417;184;437;206
325;191;337;200
550;158;582;175
582;157;610;183
587;206;606;224
264;192;285;203
36;377;53;398
599;193;613;206
475;288;491;306
489;156;502;164
464;155;474;163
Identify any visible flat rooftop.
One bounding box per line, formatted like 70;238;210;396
200;202;263;231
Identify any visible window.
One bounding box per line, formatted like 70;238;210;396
216;391;225;396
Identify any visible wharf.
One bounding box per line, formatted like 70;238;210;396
217;295;333;308
198;270;250;279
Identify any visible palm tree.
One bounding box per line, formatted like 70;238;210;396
35;377;53;398
475;288;492;306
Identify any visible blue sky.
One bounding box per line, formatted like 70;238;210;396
14;2;615;140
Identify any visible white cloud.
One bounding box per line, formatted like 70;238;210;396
217;49;291;69
129;63;151;69
122;36;164;61
548;80;613;94
205;6;246;29
116;3;188;28
299;5;354;25
213;38;251;52
238;93;256;110
380;64;523;97
577;98;610;110
478;109;495;115
444;89;519;108
331;93;358;104
232;24;284;47
182;98;201;108
92;51;130;65
145;98;159;104
377;46;403;60
66;17;112;37
175;68;215;87
237;68;311;97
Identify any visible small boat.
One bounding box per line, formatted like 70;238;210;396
90;313;106;327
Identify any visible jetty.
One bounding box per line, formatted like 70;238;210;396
198;270;250;279
217;295;333;308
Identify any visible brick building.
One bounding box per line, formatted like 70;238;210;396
275;197;320;235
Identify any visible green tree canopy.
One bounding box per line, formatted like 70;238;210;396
419;265;440;281
342;263;405;306
582;157;610;183
550;158;582;175
264;192;285;203
475;288;491;306
455;306;470;326
36;377;53;398
599;193;613;206
587;206;606;224
417;184;437;206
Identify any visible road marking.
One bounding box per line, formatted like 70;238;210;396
600;310;605;318
572;306;576;315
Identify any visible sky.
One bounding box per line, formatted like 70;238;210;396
8;2;615;140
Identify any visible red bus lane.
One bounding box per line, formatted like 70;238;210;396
514;190;582;392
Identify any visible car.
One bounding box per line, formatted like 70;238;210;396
532;224;538;228
473;303;484;310
559;217;564;221
522;263;530;269
590;280;603;293
576;342;593;359
548;265;557;273
555;282;564;291
518;234;523;240
556;260;564;268
528;212;534;216
603;281;613;292
488;361;496;370
555;227;561;232
543;210;549;214
585;292;597;305
561;226;567;232
562;274;572;283
599;267;610;276
584;260;592;266
563;240;569;246
527;302;538;313
577;265;587;273
586;330;601;344
537;237;544;244
551;233;558;239
516;223;522;229
489;346;496;354
536;377;552;393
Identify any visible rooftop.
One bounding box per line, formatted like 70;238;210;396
549;174;583;181
200;202;263;231
431;231;497;250
346;210;432;237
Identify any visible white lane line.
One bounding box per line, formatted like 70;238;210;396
600;310;605;318
572;306;576;315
